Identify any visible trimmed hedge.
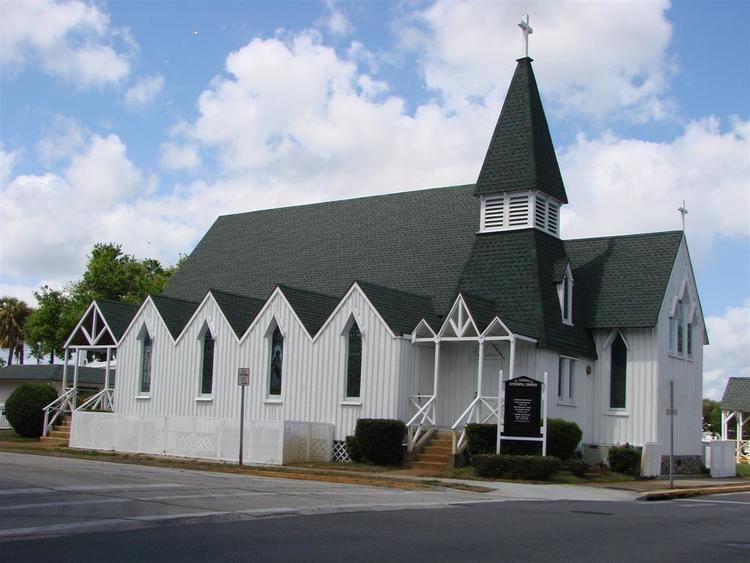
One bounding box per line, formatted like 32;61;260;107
567;459;588;477
546;418;582;460
465;423;496;456
4;384;58;438
608;444;642;476
354;418;406;466
344;435;362;463
472;454;561;481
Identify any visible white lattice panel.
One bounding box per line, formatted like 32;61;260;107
332;440;351;463
245;421;284;465
92;413;117;450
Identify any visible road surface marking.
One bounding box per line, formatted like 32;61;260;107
683;498;750;506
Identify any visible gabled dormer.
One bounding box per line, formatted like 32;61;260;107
476;57;567;238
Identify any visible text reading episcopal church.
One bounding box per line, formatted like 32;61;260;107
61;49;706;469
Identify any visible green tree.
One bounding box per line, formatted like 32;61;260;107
23;243;183;358
0;297;33;366
25;286;71;363
702;399;722;436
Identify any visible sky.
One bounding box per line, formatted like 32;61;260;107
0;0;748;400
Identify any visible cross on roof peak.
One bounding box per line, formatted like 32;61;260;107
518;14;533;58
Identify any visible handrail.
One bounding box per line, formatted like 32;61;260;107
450;395;501;454
406;395;436;451
75;388;114;412
42;388;76;437
451;396;480;430
407;395;435;427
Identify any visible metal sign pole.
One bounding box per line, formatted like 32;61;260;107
239;385;245;466
237;367;250;466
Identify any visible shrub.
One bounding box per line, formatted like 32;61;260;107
465;423;496;456
345;435;362;463
4;384;58;438
608;444;642;476
471;454;561;481
354;418;406;466
567;459;588;477
547;418;582;460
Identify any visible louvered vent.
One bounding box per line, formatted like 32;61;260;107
547;203;559;235
482;196;505;231
508;194;530;227
535;196;547;229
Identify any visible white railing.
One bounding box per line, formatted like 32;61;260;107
0;404;10;430
450;396;499;454
42;388;76;437
75;389;114;413
406;394;436;451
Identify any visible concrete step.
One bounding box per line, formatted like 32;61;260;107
427;438;453;446
420;446;452;456
48;430;70;439
39;436;68;447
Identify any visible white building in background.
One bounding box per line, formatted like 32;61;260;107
59;53;707;470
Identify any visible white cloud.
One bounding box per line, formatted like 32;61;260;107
560;117;750;263
125;74;165;108
704;300;750;400
0;145;19;187
159;142;201;170
37;115;88;165
400;0;674;120
321;0;353;37
0;0;132;87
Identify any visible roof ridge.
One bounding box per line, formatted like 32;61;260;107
208;288;265;302
355;280;433;301
565;230;683;243
277;284;340;300
217;184;476;220
150;294;200;305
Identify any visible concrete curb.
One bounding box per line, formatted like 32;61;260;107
639;484;750;501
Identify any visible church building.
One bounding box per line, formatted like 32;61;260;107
61;50;706;471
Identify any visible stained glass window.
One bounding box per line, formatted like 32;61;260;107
269;326;283;396
201;329;214;395
140;333;152;394
346;323;362;398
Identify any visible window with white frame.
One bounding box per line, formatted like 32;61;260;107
139;330;153;394
268;325;283;396
557;266;574;325
200;327;214;395
610;333;627;409
345;322;362;399
558;357;576;402
669;290;694;359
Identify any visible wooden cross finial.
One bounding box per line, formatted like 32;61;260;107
518;14;533;58
678;200;688;231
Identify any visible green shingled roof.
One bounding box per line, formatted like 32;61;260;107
720;377;750;412
357;281;438;336
210;289;265;338
474;58;567;203
564;231;683;328
95;299;139;341
278;285;340;336
150;295;200;340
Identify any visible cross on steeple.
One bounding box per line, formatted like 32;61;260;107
678;200;688;231
518;14;533;58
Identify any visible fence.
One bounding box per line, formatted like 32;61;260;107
0;404;10;430
70;412;333;465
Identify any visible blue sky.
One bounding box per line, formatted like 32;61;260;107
0;1;748;398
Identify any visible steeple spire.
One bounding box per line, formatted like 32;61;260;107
474;57;568;204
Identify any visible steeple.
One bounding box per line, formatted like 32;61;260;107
475;57;567;204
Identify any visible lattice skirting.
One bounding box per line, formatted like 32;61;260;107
332;440;352;463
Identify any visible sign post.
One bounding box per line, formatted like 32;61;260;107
237;368;250;466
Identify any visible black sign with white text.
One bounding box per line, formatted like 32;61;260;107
502;376;542;438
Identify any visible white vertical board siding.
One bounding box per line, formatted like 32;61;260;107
542;350;596;444
115;288;403;442
656;240;704;455
590;327;660;447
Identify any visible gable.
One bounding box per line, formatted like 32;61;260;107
565;231;683;328
150;295;200;340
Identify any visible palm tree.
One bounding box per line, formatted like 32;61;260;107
0;297;32;366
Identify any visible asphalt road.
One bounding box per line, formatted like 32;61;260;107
1;453;748;562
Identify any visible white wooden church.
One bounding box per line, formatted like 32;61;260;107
59;41;706;470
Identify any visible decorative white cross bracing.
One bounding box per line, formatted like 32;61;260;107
518;14;533;58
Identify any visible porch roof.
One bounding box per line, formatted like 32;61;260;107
721;377;750;412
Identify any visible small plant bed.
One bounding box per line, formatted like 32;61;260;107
737;464;750;478
440;462;637;484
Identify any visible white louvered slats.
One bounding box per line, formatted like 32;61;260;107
482;195;505;231
507;193;530;226
547;203;559;236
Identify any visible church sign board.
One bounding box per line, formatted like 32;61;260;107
502;376;542;438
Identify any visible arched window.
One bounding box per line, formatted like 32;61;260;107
610;333;627;409
201;328;214;395
269;326;283;396
140;332;153;394
346;322;362;399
